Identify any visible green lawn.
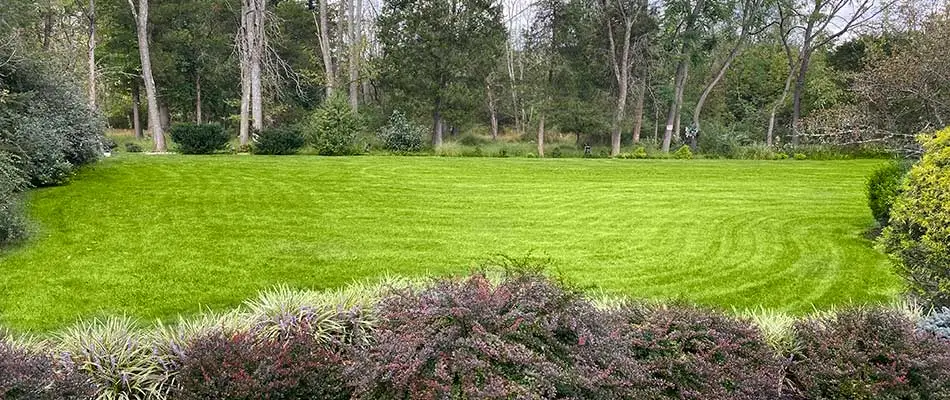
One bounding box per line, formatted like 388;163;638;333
0;155;901;331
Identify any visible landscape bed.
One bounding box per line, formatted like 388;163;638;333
0;155;899;331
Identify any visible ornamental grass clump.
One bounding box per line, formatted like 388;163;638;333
787;307;950;399
56;316;168;400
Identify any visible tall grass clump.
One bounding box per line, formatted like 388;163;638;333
56;316;168;400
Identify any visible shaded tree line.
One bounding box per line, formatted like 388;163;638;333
5;0;946;155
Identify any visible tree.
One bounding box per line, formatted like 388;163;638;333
689;0;771;150
346;0;363;111
239;0;266;145
598;0;652;156
315;0;336;98
377;0;506;147
127;0;165;152
785;0;890;145
660;0;709;152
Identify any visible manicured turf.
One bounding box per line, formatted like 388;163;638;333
0;155;901;331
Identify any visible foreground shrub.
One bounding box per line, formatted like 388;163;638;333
349;272;624;399
57;317;168;400
169;123;230;154
610;304;786;399
881;128;950;307
306;95;362;156
377;111;425;153
0;338;93;399
172;331;350;400
867;161;906;226
787;308;950;399
253;127;305;155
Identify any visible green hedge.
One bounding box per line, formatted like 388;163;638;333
169;123;230;154
881;127;950;308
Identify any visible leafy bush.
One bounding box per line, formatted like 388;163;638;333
732;144;778;160
551;146;563;158
169;123;230;154
0;151;28;246
674;145;693;159
633;146;648;159
124;142;143;153
252;127;305;155
0;59;104;186
608;304;786;399
793;153;807;160
172;331;350;400
787;307;950;399
881;128;950;308
0;338;93;399
306;95;363;156
867;161;906;226
349;272;625;399
919;307;950;340
377;111;425;153
458;134;489;146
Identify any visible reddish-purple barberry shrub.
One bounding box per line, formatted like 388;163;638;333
787;307;950;400
606;303;786;400
0;341;93;400
170;330;350;400
348;272;637;399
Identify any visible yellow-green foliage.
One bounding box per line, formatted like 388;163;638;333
674;145;693;159
881;127;950;307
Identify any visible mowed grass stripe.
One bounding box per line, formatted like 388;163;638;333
0;155;901;331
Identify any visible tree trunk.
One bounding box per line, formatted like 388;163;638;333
537;114;545;158
432;96;443;147
317;0;335;97
767;63;796;147
691;37;743;150
632;80;645;144
159;103;170;130
606;17;634;157
790;49;810;146
661;0;704;152
249;0;264;131
86;0;96;110
131;82;143;139
611;83;627;156
662;60;688;152
487;77;498;141
347;0;361;111
239;0;251;145
128;0;165;152
43;10;53;50
195;74;202;124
